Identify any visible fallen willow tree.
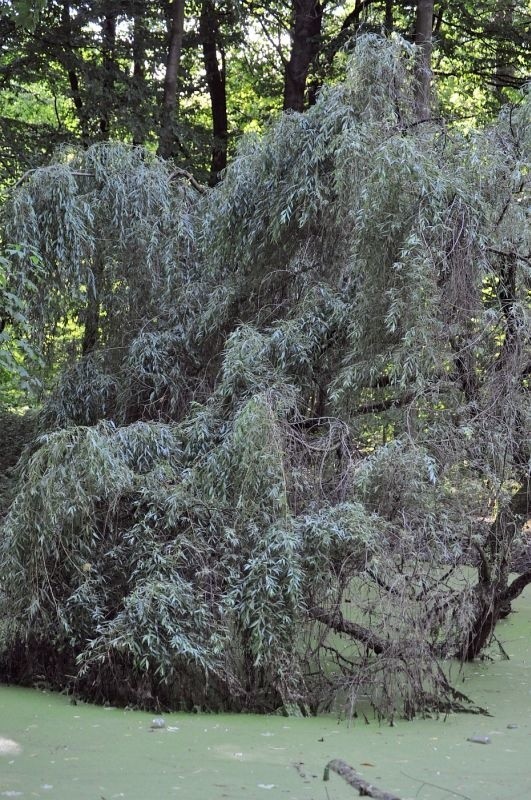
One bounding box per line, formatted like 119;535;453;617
0;36;529;719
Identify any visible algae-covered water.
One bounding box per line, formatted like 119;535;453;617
1;590;531;800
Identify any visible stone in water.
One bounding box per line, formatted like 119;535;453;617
0;738;21;756
150;718;166;729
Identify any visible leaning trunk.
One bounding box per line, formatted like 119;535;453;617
461;484;531;661
60;1;89;145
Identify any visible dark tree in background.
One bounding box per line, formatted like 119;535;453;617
283;0;323;111
200;0;229;182
158;0;186;159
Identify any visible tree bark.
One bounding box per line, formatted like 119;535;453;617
283;0;323;112
414;0;434;120
200;0;228;185
158;0;185;159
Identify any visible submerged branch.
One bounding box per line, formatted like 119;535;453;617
323;759;402;800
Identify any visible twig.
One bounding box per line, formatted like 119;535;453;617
400;769;471;800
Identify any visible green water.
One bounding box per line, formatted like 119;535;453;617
1;591;531;800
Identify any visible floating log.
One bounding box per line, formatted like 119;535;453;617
323;759;402;800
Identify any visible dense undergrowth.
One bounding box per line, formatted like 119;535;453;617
0;37;529;718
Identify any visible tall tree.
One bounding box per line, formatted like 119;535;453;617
158;0;185;159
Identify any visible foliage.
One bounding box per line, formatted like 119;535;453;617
0;36;529;718
3;143;198;419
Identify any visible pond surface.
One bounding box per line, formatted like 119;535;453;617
1;589;531;800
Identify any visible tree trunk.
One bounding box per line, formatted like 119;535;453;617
82;259;103;356
283;0;323;112
414;0;434;120
200;0;228;185
461;484;531;661
384;0;393;33
131;10;147;146
60;1;89;145
158;0;185;159
99;10;116;139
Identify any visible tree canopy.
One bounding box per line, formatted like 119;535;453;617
0;36;529;718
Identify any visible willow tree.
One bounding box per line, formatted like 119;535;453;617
0;37;529;719
3;143;198;425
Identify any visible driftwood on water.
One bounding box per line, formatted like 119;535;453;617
323;759;402;800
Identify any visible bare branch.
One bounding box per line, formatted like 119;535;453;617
309;606;387;654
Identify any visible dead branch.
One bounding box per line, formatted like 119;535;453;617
323;758;402;800
169;167;207;194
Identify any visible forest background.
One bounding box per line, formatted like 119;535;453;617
0;0;529;719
